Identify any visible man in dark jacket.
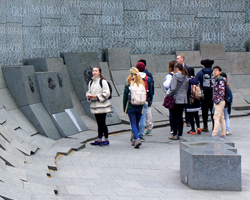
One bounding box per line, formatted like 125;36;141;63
196;59;215;132
137;59;154;136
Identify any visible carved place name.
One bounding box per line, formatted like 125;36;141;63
0;44;22;52
220;0;245;9
135;39;190;48
202;32;225;42
124;30;147;38
197;11;220;18
70;0;101;8
172;0;213;7
102;1;123;9
11;5;67;17
220;12;245;19
102;16;122;25
72;37;101;46
41;26;79;34
160;21;199;29
139;12;161;20
228;23;250;32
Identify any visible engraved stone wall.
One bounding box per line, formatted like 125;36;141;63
0;0;250;66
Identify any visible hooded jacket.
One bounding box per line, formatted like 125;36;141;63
166;72;189;104
196;68;213;90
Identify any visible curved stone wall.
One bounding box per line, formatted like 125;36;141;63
1;0;250;66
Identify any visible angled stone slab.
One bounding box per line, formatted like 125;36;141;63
153;101;169;116
36;72;66;114
71;91;86;116
213;59;230;73
52;112;80;137
200;43;226;60
0;148;24;168
61;52;100;101
231;75;250;89
0;88;18;111
110;96;124;118
156;72;168;91
226;52;250;75
0;108;7;125
79;115;97;130
153;55;175;73
2;66;41;107
23;182;56;198
0;182;31;200
105;48;131;70
26;58;74;108
100;62;111;80
11;137;32;155
110;70;129;85
8;109;38;136
20;103;62;140
152;87;166;102
130;54;155;74
6;165;27;181
176;51;202;67
0;67;7;89
114;84;125;96
65;108;88;132
80;100;121;125
106;79;119;97
0;158;5;169
153;74;161;88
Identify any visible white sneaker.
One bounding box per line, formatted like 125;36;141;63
226;131;232;135
134;139;141;149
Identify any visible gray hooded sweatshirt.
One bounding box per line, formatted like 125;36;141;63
166;72;189;104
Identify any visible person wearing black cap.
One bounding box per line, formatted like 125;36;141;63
196;59;215;132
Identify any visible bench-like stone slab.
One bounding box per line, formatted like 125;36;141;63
105;48;131;70
200;43;226;60
180;137;241;191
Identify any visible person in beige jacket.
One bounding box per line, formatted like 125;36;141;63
86;67;111;146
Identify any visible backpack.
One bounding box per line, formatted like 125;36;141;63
128;82;146;105
225;84;233;104
143;75;149;91
190;84;204;103
90;79;112;100
202;71;215;89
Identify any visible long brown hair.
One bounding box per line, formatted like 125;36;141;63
174;63;188;76
93;67;105;79
126;67;145;86
169;60;177;73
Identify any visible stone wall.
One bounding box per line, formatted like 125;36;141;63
0;0;250;66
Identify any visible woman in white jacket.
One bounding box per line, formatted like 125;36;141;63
86;67;111;146
163;60;177;134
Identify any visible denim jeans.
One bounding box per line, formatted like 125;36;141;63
224;107;230;132
139;103;148;137
127;107;143;140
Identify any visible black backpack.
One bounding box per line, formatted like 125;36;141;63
90;79;112;100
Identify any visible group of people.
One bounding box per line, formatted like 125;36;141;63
164;55;233;140
86;54;233;149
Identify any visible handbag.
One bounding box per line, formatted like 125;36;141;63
163;96;175;109
162;78;185;109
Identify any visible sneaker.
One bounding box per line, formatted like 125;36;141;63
134;139;142;148
226;131;232;135
131;140;135;146
139;135;145;142
90;140;102;145
169;135;179;140
210;134;216;138
130;132;134;141
197;128;201;134
101;141;110;146
186;123;191;127
144;130;152;136
220;135;226;139
169;130;173;135
187;130;196;135
201;127;209;132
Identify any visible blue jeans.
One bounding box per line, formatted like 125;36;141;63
127;107;143;140
224;107;230;132
139;103;148;137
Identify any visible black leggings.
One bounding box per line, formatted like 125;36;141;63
189;111;200;131
172;104;185;137
95;113;109;139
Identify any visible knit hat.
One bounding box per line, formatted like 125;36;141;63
200;59;214;68
136;62;145;72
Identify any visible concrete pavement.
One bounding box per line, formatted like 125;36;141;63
51;116;250;199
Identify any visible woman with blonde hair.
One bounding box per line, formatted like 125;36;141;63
123;67;145;148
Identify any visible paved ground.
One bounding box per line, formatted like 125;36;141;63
52;116;250;200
